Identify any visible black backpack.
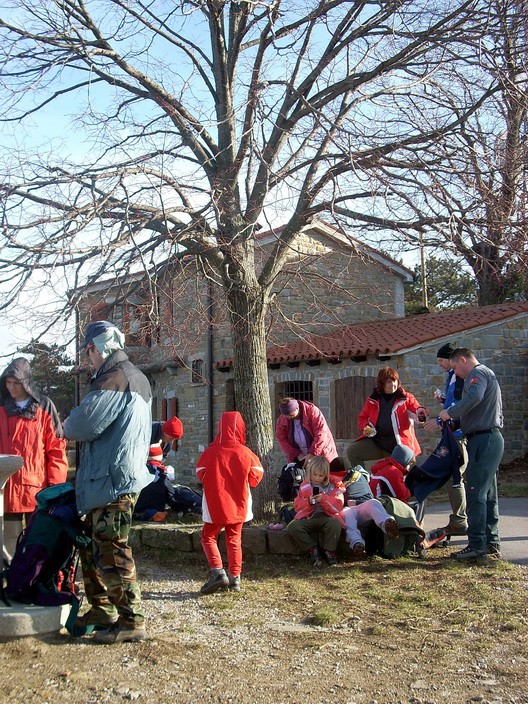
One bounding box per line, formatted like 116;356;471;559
277;462;304;502
1;482;90;632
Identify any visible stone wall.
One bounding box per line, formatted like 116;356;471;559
129;522;356;559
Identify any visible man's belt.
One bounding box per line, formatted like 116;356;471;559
465;428;501;439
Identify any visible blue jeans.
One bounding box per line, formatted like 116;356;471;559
465;432;504;552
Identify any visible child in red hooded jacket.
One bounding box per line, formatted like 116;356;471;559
196;411;264;594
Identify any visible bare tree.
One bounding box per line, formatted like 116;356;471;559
0;0;491;458
356;0;528;304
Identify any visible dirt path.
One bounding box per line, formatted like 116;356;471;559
1;548;527;704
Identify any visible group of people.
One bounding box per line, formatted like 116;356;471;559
0;320;504;642
275;345;504;565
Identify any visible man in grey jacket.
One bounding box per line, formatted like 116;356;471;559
439;348;504;561
64;320;152;643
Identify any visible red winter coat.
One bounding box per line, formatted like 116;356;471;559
196;411;264;524
276;401;338;463
369;458;411;503
357;386;423;457
0;358;68;513
292;475;346;528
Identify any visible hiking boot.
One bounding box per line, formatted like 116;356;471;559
383;517;399;540
93;622;146;644
308;546;322;567
74;608;119;634
323;549;338;566
351;542;366;558
486;544;502;559
200;568;229;594
445;523;468;536
451;545;487;561
228;574;241;592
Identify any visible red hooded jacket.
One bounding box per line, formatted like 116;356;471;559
0;358;68;513
196;411;264;524
369;458;411;503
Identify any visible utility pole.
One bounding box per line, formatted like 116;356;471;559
420;232;428;310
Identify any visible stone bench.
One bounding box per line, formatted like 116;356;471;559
130;523;355;559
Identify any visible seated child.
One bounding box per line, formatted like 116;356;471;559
369;444;414;502
341;465;399;558
134;444;185;521
287;456;345;566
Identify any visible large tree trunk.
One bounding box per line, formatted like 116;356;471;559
226;282;276;518
472;240;513;305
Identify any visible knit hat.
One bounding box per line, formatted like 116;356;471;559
80;320;125;359
391;444;414;468
437;341;458;359
279;399;299;416
162;416;184;439
80;320;118;349
148;444;163;462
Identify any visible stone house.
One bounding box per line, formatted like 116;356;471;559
77;219;413;480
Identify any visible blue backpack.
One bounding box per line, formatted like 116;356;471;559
1;482;90;632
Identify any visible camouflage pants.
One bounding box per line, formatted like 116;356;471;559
80;493;144;626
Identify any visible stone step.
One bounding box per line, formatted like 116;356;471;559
0;603;71;639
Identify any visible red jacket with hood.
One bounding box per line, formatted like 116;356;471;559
357;386;422;457
0;357;68;513
369;458;411;503
196;411;264;524
275;401;338;463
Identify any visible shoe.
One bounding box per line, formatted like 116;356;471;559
451;545;487;560
228;574;241;592
486;544;502;559
151;511;168;522
351;542;366;558
445;523;468;536
422;527;447;549
308;546;322;566
73;608;119;635
200;568;229;594
93;622;146;644
323;549;338;565
383;517;399;540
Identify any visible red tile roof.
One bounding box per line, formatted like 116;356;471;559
217;302;528;369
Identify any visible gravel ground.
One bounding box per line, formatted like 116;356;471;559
1;548;527;704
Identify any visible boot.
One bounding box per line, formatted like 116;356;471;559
200;568;229;595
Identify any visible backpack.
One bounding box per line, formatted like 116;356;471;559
1;482;91;632
172;485;202;514
344;466;374;504
277;462;304;502
277;503;296;526
405;423;463;502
